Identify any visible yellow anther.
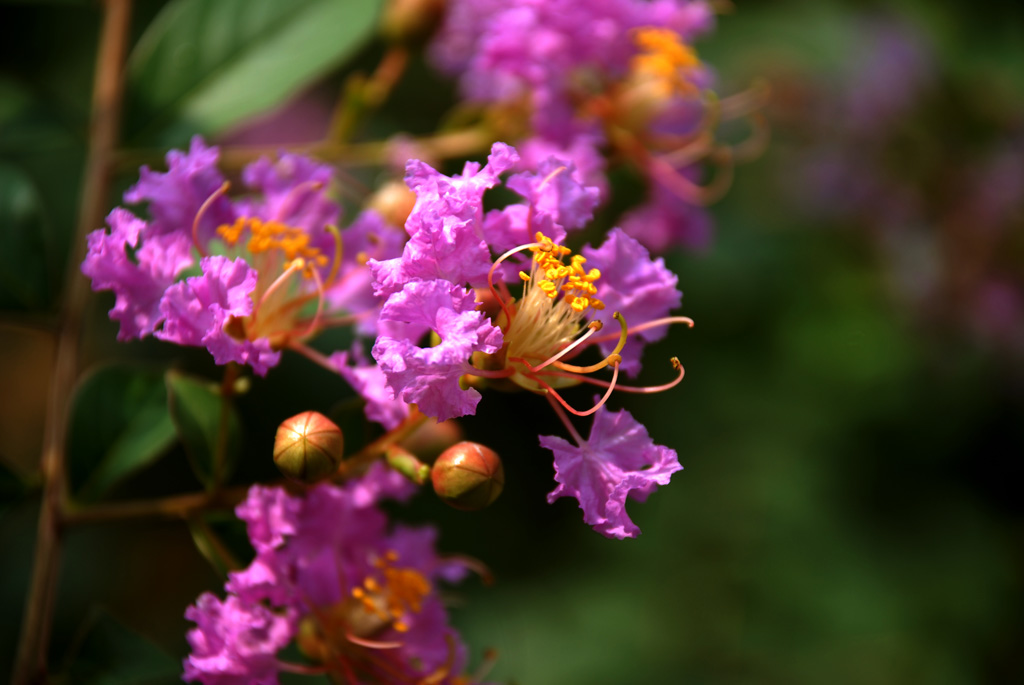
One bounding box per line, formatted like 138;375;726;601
631;27;701;97
519;271;531;282
216;216;327;279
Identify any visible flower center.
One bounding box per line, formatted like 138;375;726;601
491;232;610;392
629;27;700;98
217;216;328;278
350;550;430;635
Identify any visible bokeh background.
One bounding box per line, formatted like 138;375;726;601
1;0;1022;683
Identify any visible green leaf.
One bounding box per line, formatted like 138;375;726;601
125;0;383;145
59;608;180;685
166;370;242;489
0;162;50;310
68;365;178;502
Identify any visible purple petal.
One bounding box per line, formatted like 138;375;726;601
372;279;503;422
542;405;682;539
582;228;682;376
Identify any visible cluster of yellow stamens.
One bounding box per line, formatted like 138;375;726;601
350;551;430;634
630;27;700;98
520;232;604;314
217;216;328;278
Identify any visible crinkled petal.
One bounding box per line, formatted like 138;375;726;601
542;405;681;539
372;280;503;422
582;228;682;376
331;347;411;430
371;144;520;297
156;256;281;375
82;208;192;340
183;593;293;685
125;135;234;243
237;152;339;275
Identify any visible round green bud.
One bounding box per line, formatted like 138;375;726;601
431;441;504;511
273;411;343;483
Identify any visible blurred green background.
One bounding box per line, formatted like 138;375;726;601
1;0;1021;683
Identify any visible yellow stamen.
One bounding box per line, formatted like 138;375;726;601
631;27;701;98
216;217;327;279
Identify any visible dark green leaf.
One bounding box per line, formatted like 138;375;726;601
60;608;180;685
68;365;178;502
0;162;51;310
125;0;384;145
165;370;242;489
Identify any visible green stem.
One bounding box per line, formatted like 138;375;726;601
115;125;495;173
335;407;429;481
61;486;251;526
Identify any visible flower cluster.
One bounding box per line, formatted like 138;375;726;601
184;465;478;684
82;137;402;376
366;142;688;538
429;0;729;253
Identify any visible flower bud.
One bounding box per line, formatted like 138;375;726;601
273;411;343;483
367;180;417;228
431;441;504;510
381;0;446;45
400;418;464;461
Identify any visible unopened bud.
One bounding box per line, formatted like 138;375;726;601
431;441;504;510
381;0;446;45
367;180;417;228
385;445;431;485
274;411;344;483
400;418;463;460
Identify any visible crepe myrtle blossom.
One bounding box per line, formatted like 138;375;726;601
81;136;400;376
184;465;481;684
431;0;767;252
371;144;689;537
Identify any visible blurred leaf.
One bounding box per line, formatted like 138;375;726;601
125;0;383;145
68;365;178;502
187;516;241;578
0;163;50;309
166;370;242;489
59;608;180;685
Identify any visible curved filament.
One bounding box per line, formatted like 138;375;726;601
553;312;628;373
192;180;231;256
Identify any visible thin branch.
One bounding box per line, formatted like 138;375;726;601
12;1;132;682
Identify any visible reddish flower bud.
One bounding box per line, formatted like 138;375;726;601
273;411;343;483
381;0;446;45
431;441;504;510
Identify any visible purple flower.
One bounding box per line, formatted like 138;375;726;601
82;136;390;378
373;279;503;422
542;404;682;539
432;0;715;139
368;146;691;538
183;593;294;685
192;479;474;683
